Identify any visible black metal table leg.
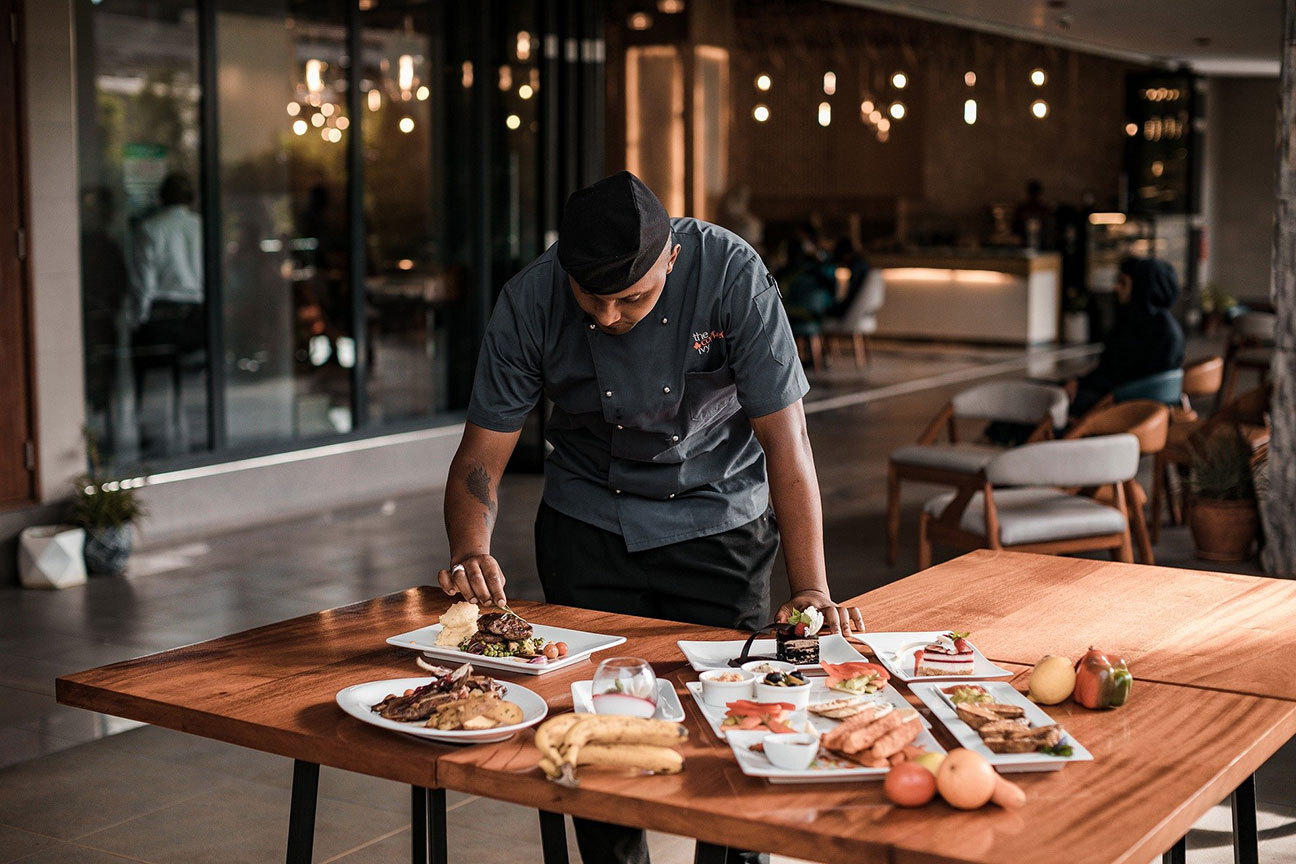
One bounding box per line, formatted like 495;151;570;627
538;810;568;864
694;841;731;864
1232;773;1259;864
1162;835;1186;864
286;760;320;864
412;787;447;864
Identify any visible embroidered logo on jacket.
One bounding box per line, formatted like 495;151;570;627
692;330;725;354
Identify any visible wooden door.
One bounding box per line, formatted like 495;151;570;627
0;0;37;508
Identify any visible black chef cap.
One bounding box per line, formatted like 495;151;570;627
557;171;671;294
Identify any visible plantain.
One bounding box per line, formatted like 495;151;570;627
534;713;590;765
559;716;688;783
543;745;684;784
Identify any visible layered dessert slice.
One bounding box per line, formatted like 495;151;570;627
915;631;975;676
776;607;824;664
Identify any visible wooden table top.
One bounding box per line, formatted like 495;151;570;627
438;664;1296;864
55;590;709;788
53;553;1296;863
853;549;1296;702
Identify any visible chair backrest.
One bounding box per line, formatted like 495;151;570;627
985;434;1140;487
1065;399;1168;454
1112;368;1183;406
1181;356;1223;399
951;380;1069;429
1232;311;1276;342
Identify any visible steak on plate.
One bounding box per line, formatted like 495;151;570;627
478;611;533;640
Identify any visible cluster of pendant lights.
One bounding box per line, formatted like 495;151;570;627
751;65;1052;135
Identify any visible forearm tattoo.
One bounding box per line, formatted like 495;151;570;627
465;460;497;530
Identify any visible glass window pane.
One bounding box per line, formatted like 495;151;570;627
76;0;208;469
217;1;353;447
360;1;449;423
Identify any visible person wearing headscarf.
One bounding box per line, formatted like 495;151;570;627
1071;256;1185;416
436;172;863;864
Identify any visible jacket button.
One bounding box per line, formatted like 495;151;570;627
616;424;624;430
667;493;676;499
604;390;613;397
614;489;621;495
662;385;671;394
671;434;679;443
588;323;596;330
661;317;669;324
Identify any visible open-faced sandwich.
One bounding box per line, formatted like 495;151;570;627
820;661;890;695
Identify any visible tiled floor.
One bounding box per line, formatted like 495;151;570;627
0;339;1291;863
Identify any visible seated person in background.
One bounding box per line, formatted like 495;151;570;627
825;237;870;320
1070;256;1184;417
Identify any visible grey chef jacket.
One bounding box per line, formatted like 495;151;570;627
466;217;810;552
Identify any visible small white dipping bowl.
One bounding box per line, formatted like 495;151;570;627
740;659;797;676
753;677;812;711
698;668;755;706
763;732;819;770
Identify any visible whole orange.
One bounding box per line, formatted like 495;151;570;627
936;748;997;810
883;761;937;807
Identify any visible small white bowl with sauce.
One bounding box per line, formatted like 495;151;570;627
762;732;820;770
699;668;756;706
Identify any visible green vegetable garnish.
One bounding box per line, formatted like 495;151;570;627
1040;741;1074;757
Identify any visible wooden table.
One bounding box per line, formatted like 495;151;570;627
56;554;1296;864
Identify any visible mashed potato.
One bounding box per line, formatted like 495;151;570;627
435;601;480;647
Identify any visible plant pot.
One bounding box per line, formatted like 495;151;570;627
1188;498;1258;562
18;526;87;589
84;524;133;576
1062;312;1089;345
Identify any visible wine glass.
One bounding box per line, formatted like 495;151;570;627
591;657;658;718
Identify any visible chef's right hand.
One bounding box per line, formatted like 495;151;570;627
437;554;508;607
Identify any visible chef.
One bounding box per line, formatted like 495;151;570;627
438;171;862;864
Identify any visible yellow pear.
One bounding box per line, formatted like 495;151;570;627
1027;654;1076;705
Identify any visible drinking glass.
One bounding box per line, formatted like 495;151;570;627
591;657;658;718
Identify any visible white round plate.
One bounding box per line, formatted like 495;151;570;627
336;676;549;744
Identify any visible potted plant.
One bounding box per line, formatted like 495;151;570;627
1187;429;1260;562
69;430;147;576
1199;283;1237;338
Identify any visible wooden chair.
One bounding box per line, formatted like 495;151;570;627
1064;400;1169;564
917;434;1140;570
1218;312;1275;407
823;271;885;368
886;381;1070;565
1148;356;1224;539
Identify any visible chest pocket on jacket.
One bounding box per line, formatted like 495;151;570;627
685;367;739;425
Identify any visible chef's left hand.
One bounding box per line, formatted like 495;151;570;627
777;590;865;636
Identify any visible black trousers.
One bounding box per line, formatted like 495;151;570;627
535;501;778;864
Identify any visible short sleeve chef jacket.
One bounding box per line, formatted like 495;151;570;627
466;217;810;552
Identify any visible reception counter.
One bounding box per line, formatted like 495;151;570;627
871;250;1061;345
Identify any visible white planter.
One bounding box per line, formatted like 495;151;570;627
18;526;87;590
1062;312;1089;345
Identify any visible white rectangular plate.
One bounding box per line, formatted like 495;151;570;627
571;679;686;722
908;680;1094;773
855;631;1013;682
677;634;867;672
684;678;929;739
387;622;626;676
